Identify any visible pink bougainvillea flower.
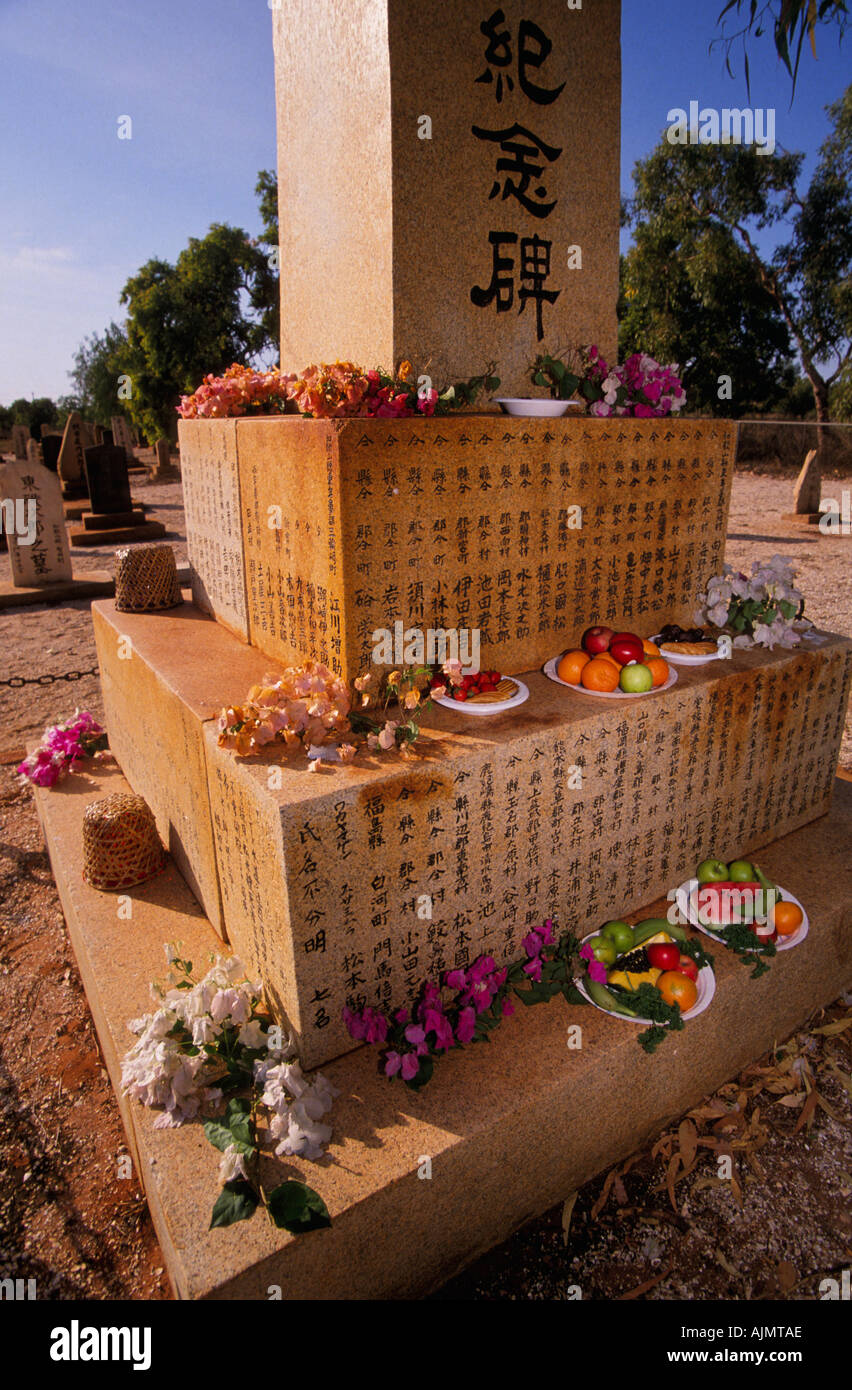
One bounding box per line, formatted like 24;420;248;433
455;1006;476;1045
588;959;608;985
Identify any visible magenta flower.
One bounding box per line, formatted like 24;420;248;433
523;956;543;983
401;1053;420;1081
393;1007;409;1025
455;1007;476;1044
501;998;515;1018
588;959;608;984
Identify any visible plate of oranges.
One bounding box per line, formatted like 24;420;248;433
545;637;677;699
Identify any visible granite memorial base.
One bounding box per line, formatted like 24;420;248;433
69;518;166;547
92;596;852;1071
33;760;852;1299
82;508;146;530
178;415;737;679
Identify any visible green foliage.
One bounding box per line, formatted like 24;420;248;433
714;1;848;96
119;222;278;443
267;1181;331;1233
67;322;131;428
7;396;61;439
210;1180;258;1229
622;91;852;420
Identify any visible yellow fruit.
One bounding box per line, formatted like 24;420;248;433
608;966;662;991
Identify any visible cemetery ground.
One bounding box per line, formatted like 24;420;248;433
1;470;850;1300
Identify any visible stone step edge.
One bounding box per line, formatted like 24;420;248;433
33;763;852;1300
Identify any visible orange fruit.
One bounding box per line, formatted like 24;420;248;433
642;638;661;657
595;651;623;670
557;649;590;684
770;900;804;937
645;656;670;688
657;971;698;1013
580;657;620;693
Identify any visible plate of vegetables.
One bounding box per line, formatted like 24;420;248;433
574;917;715;1051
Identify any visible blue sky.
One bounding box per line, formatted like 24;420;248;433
0;0;848;403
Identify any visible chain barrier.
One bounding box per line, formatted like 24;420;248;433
0;665;99;689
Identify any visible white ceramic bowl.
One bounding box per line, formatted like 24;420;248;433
495;398;583;417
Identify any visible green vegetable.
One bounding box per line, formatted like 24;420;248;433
586;978;639;1017
713;921;776;977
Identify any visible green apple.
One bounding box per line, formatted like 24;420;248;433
728;859;756;882
586;935;618;966
697;857;729;883
601;920;635;954
619;661;653;694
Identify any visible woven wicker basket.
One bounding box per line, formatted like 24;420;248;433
114;544;181;612
82;792;166;891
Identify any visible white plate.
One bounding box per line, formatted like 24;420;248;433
574;932;715;1024
494;398;583;417
674;879;809;952
432;678;529;716
543;655;678;698
651;636;724;665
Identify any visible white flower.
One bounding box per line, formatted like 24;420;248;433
210;987;251;1026
218;1143;251;1184
708;601;730;627
238;1019;267;1050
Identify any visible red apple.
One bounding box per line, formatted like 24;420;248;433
677;954;698;982
610;633;644;665
582;625;614;655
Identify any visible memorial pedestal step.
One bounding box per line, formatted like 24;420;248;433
82;507;146;530
69;518;166;547
33;762;852;1299
92;597;852;1070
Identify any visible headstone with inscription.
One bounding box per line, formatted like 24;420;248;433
11;425;29;460
111;416;135;455
26;438;42;467
83;443;133;516
0;459;73;587
272;0;620;395
57;412;89;495
180;413;736;677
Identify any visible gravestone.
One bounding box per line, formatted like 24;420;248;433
153;438;180;480
41;436;61;473
11;425;29;459
111;416;135;455
271;0;621;395
40;423;61;440
794;448;822;514
83;443;133;515
25;438;42;466
102;429;114;447
57;412;89;493
0;459;73;587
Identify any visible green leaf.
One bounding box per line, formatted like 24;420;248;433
267;1181;332;1234
210;1179;258;1229
226;1098;254;1147
563;983;590;1006
203;1119;255;1157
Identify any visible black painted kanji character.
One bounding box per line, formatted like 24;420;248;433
472;123;562;218
475;9;514;102
518;235;559;340
471;231;517;311
517;19;566;104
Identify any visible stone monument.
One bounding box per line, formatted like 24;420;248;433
68;443;165;547
0;458;73;587
57;412;90;497
11;425;29;460
272;0;620;396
